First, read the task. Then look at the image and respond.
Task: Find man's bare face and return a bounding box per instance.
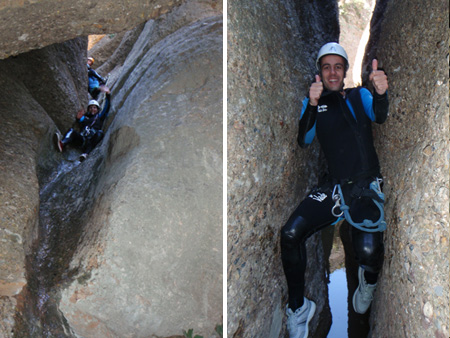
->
[320,54,346,92]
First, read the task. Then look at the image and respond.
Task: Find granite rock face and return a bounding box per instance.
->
[362,1,449,337]
[0,38,89,132]
[58,12,223,338]
[0,37,87,337]
[87,26,145,76]
[0,0,222,336]
[228,0,448,337]
[227,0,339,337]
[91,0,224,100]
[0,0,184,59]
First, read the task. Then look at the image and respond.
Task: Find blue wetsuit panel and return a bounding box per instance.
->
[299,97,316,145]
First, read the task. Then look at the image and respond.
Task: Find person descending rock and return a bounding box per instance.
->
[280,42,389,338]
[87,56,110,100]
[55,91,111,162]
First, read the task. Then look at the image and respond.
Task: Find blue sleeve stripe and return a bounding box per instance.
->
[360,87,376,121]
[345,99,357,120]
[305,125,316,144]
[300,97,309,119]
[300,97,315,145]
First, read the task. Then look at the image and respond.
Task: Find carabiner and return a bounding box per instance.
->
[331,184,343,217]
[332,201,343,217]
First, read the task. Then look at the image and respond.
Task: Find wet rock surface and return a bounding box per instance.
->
[363,1,449,337]
[227,0,338,337]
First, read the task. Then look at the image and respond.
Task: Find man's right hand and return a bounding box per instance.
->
[76,108,85,119]
[309,75,323,106]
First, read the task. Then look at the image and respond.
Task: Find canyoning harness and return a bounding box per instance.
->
[329,89,386,232]
[80,114,100,139]
[331,177,386,232]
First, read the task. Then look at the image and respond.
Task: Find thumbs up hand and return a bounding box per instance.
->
[369,59,388,95]
[309,75,323,106]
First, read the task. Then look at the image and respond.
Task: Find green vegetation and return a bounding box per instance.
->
[215,324,223,337]
[182,324,223,338]
[183,328,203,338]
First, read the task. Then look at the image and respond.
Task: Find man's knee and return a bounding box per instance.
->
[353,232,384,273]
[280,215,309,247]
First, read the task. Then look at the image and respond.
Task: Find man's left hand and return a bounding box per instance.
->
[369,59,388,95]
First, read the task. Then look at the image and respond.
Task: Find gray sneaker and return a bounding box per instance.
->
[286,297,316,338]
[352,266,377,314]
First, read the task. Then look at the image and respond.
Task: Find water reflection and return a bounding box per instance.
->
[322,221,371,338]
[328,268,348,337]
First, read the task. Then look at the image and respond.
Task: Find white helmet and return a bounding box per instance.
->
[316,42,349,71]
[88,100,100,109]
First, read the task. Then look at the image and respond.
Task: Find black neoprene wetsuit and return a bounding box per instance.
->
[61,93,111,154]
[280,87,389,311]
[299,87,388,179]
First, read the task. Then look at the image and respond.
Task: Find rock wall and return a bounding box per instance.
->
[227,0,339,337]
[92,0,224,100]
[0,37,87,337]
[228,0,449,337]
[0,0,222,336]
[58,10,223,338]
[88,26,145,75]
[89,0,222,78]
[0,0,184,59]
[362,1,449,337]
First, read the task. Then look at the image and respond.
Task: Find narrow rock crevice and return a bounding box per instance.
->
[227,0,448,337]
[15,127,108,336]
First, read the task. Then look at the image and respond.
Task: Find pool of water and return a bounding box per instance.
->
[327,268,348,338]
[323,222,371,338]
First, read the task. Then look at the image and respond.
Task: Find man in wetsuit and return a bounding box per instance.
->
[280,42,389,338]
[55,91,111,162]
[87,57,109,100]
